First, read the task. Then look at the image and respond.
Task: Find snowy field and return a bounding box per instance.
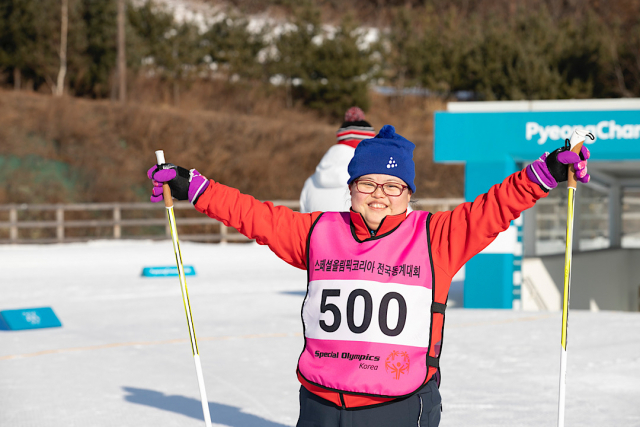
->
[1,240,639,427]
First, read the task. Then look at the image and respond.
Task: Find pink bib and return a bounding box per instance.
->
[298,211,435,397]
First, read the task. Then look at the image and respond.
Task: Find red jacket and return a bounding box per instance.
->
[195,169,547,408]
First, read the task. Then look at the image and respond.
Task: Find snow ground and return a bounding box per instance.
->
[1,240,639,427]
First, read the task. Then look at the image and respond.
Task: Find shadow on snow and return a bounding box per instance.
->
[280,290,307,297]
[123,386,291,427]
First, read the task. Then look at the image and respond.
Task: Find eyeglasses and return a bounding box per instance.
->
[354,179,408,197]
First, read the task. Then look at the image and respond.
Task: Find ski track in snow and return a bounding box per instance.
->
[0,240,639,426]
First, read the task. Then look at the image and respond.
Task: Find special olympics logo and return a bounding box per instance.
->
[385,350,410,380]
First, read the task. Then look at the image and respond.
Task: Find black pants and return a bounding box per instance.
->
[296,380,441,427]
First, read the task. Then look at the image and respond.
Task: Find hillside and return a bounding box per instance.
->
[165,0,640,27]
[0,84,464,204]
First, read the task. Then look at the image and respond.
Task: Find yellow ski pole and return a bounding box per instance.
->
[155,150,212,427]
[557,130,593,427]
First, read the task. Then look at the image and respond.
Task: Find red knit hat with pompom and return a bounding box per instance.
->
[336,107,375,148]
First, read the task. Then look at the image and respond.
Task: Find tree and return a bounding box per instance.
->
[302,14,373,116]
[128,0,203,104]
[0,0,90,94]
[117,0,126,101]
[0,0,59,91]
[200,14,266,81]
[55,0,68,96]
[270,3,373,116]
[271,1,322,108]
[410,5,607,100]
[386,7,424,92]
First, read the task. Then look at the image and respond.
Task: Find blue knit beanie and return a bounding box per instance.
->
[347,125,416,193]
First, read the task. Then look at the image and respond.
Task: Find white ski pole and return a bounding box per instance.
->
[155,150,212,427]
[557,130,594,427]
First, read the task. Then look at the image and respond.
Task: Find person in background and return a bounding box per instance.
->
[299,107,376,213]
[147,125,590,427]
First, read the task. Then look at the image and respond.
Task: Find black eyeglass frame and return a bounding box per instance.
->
[353,179,409,197]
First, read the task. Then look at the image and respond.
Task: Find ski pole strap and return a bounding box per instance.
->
[431,302,447,314]
[427,356,440,368]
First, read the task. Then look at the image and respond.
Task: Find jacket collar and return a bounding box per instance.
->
[337,139,359,149]
[349,209,407,241]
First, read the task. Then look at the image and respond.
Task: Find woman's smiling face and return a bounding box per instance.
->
[350,174,411,230]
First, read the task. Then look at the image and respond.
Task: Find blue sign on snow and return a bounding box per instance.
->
[141,266,196,277]
[0,307,62,331]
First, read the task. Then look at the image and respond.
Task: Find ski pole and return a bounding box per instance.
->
[155,150,212,427]
[557,130,594,427]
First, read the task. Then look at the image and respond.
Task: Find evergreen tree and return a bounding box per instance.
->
[303,14,372,116]
[127,0,175,68]
[386,7,424,91]
[598,14,640,98]
[617,17,640,96]
[73,0,117,97]
[0,0,88,94]
[128,0,203,103]
[0,0,59,91]
[200,14,266,80]
[270,3,373,116]
[413,5,607,100]
[271,1,322,108]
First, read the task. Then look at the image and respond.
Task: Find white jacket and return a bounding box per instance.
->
[299,144,355,213]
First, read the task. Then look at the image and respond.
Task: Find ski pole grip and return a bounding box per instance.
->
[155,150,174,208]
[567,143,583,189]
[567,130,588,189]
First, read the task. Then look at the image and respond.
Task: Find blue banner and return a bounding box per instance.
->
[141,266,196,277]
[435,110,640,162]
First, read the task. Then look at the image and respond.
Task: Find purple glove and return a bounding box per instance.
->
[147,164,210,204]
[527,145,590,191]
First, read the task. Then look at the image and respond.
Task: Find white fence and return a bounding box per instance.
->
[536,194,640,239]
[0,198,465,244]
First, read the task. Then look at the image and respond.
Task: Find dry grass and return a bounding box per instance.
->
[0,79,463,204]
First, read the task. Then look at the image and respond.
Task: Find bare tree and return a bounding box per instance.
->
[117,0,126,102]
[55,0,68,96]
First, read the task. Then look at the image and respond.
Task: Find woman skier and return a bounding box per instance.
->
[147,124,589,427]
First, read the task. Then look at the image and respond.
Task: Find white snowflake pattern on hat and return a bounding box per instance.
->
[387,157,398,168]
